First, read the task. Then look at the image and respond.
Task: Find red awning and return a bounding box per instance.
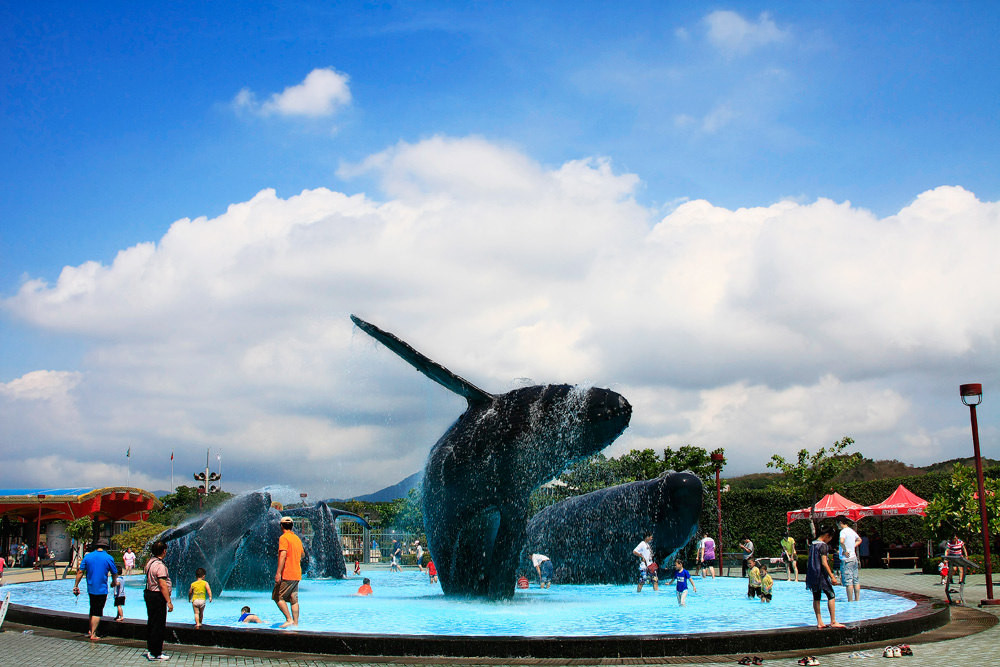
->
[786,492,866,524]
[0,487,161,523]
[857,484,928,518]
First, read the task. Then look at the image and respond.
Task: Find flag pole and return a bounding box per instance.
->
[171,451,174,492]
[126,446,131,487]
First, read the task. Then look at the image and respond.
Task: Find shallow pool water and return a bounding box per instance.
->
[7,571,914,636]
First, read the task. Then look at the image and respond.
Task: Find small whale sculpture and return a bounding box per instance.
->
[351,315,632,599]
[154,492,368,594]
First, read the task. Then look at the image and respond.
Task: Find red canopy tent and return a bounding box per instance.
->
[786,491,866,524]
[857,484,928,518]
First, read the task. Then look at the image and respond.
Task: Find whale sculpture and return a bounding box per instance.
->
[154,492,369,595]
[351,315,632,599]
[155,491,272,597]
[522,471,704,584]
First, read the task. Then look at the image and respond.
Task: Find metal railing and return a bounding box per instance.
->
[337,521,422,565]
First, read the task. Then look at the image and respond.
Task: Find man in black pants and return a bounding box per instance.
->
[144,540,174,661]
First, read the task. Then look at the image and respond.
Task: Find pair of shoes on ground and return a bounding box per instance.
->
[797,658,819,666]
[145,651,170,661]
[882,645,912,658]
[737,657,763,665]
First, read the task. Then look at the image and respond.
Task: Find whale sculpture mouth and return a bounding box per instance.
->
[587,392,632,424]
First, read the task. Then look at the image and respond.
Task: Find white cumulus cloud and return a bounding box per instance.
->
[2,137,998,497]
[704,11,789,55]
[234,68,352,118]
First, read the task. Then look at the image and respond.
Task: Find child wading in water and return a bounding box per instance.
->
[759,562,773,603]
[188,567,213,628]
[356,577,373,596]
[747,557,762,599]
[427,558,438,583]
[669,559,697,605]
[113,574,126,621]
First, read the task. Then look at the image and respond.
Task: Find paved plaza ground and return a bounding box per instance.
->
[1,566,998,667]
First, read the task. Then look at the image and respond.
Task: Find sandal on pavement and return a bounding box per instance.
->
[738,658,752,665]
[752,657,764,665]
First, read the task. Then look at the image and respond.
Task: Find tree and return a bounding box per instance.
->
[66,517,93,570]
[390,487,425,536]
[924,463,1000,549]
[661,446,726,488]
[111,521,170,557]
[767,436,863,536]
[147,485,234,526]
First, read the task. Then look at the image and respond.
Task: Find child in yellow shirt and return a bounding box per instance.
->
[759,562,773,602]
[188,567,213,627]
[747,557,762,598]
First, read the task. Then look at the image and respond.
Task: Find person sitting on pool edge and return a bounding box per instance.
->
[238,606,262,623]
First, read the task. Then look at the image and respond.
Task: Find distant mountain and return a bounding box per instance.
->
[340,471,424,503]
[918,457,999,474]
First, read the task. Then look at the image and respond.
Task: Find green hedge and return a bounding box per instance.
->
[688,468,1000,561]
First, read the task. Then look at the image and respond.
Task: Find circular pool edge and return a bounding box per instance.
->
[6,586,948,658]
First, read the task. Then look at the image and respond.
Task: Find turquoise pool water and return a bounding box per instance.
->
[7,571,915,636]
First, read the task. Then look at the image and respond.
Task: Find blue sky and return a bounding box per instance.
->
[1,3,998,496]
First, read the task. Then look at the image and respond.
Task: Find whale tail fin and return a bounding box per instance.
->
[351,315,494,405]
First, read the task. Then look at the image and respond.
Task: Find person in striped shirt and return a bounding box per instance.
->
[946,533,968,582]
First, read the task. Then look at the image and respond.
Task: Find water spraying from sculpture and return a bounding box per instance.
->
[523,471,704,584]
[350,315,632,599]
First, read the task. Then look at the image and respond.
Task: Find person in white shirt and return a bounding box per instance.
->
[530,553,553,588]
[632,532,658,592]
[836,515,862,601]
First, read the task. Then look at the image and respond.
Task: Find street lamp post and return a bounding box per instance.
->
[710,451,725,573]
[35,494,46,565]
[193,448,223,510]
[959,383,997,605]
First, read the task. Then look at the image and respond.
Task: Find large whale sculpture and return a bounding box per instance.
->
[522,471,703,584]
[154,492,368,595]
[351,315,632,599]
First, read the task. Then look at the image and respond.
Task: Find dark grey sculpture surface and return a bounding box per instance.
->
[154,492,369,595]
[522,471,703,584]
[351,315,632,599]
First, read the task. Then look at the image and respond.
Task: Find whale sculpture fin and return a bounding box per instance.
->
[327,506,373,530]
[351,314,494,405]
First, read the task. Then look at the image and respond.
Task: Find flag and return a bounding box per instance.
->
[170,451,174,461]
[126,447,131,458]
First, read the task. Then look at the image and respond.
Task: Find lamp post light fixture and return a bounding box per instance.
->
[959,383,997,605]
[193,448,223,510]
[710,451,725,572]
